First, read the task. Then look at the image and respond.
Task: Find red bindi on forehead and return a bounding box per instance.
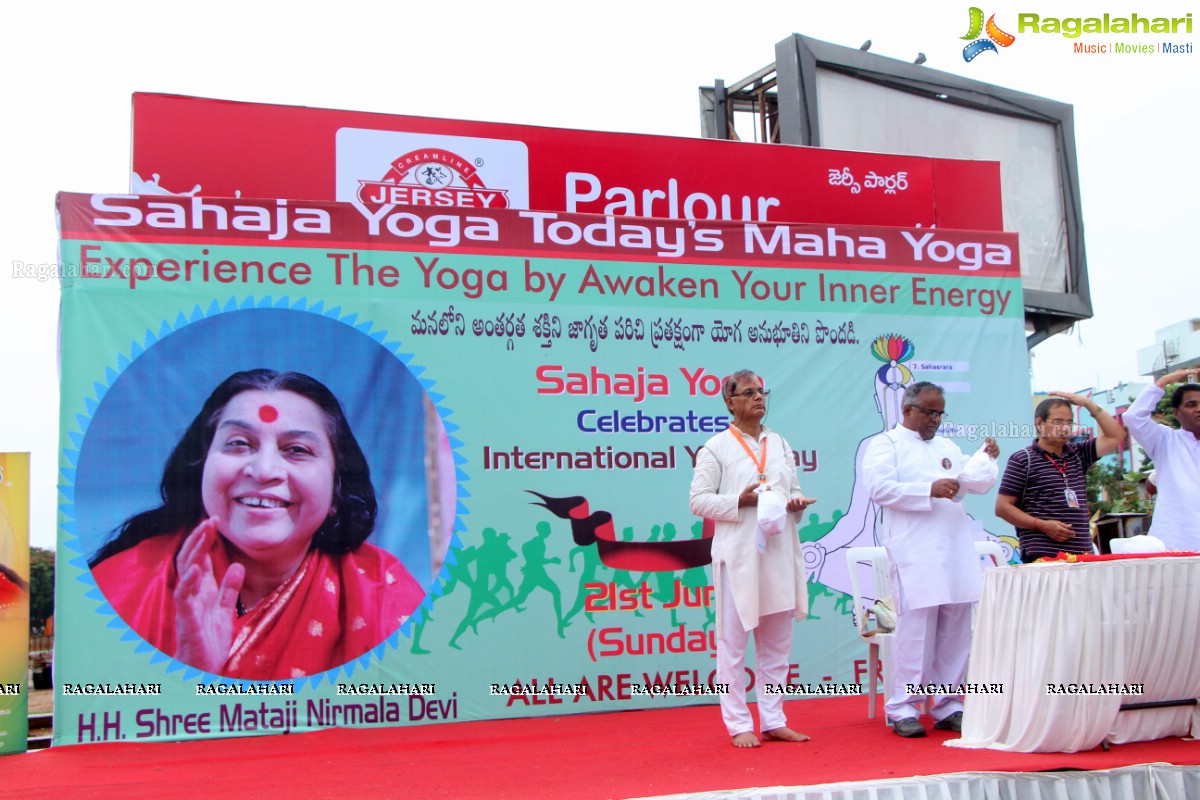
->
[258,404,279,423]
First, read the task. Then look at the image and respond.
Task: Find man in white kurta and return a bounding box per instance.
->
[862,381,998,737]
[1125,369,1200,551]
[690,370,814,747]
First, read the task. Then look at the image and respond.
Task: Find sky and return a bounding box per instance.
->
[2,0,1196,550]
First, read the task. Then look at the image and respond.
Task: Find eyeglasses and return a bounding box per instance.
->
[914,406,947,419]
[731,388,771,399]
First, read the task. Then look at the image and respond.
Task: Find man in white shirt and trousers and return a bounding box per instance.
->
[862,381,999,737]
[690,369,816,748]
[1125,368,1200,552]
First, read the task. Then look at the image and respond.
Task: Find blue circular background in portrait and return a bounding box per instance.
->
[73,307,441,593]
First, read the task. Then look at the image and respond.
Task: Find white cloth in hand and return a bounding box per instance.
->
[755,488,788,553]
[954,445,999,500]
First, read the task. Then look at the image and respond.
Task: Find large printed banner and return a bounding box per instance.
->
[55,192,1029,745]
[0,452,31,755]
[131,93,1003,233]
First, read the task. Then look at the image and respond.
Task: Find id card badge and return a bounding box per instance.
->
[1064,488,1080,508]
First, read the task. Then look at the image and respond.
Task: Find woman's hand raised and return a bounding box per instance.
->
[173,518,245,673]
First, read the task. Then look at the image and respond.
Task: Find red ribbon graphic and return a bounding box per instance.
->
[528,491,713,572]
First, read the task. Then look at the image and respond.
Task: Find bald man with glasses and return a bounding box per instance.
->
[862,381,999,738]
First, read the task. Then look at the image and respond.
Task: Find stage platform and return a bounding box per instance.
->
[6,696,1198,799]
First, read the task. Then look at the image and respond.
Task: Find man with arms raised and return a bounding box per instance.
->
[1125,368,1200,551]
[995,392,1125,562]
[862,381,999,738]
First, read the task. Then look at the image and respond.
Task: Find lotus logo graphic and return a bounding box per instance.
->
[961,7,1016,61]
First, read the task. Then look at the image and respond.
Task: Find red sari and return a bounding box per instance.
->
[0,570,23,613]
[92,530,423,680]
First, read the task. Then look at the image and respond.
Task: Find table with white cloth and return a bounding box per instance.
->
[949,555,1200,753]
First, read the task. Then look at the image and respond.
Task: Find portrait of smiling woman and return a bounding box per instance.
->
[89,369,424,680]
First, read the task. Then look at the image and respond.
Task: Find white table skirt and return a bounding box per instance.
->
[949,556,1200,752]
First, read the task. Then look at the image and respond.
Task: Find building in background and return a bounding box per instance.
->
[1032,383,1151,474]
[1137,318,1200,379]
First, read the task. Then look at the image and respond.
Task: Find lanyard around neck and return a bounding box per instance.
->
[728,427,769,483]
[1041,451,1069,486]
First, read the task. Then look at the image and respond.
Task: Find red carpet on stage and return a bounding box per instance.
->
[6,697,1198,799]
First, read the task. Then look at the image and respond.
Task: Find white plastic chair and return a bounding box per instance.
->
[845,546,893,719]
[971,540,1008,631]
[974,539,1007,568]
[846,542,1005,721]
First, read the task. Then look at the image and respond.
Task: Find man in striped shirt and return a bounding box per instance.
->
[995,392,1125,562]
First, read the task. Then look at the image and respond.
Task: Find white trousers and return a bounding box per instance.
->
[884,599,973,723]
[716,568,794,736]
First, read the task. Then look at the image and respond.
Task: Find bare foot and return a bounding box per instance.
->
[763,727,810,742]
[731,731,761,748]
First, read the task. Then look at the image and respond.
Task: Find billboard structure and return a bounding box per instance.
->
[701,34,1090,347]
[129,92,1003,234]
[37,94,1034,745]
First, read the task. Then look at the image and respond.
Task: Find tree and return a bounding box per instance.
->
[1086,460,1151,516]
[1086,461,1124,513]
[1153,386,1182,429]
[28,547,54,630]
